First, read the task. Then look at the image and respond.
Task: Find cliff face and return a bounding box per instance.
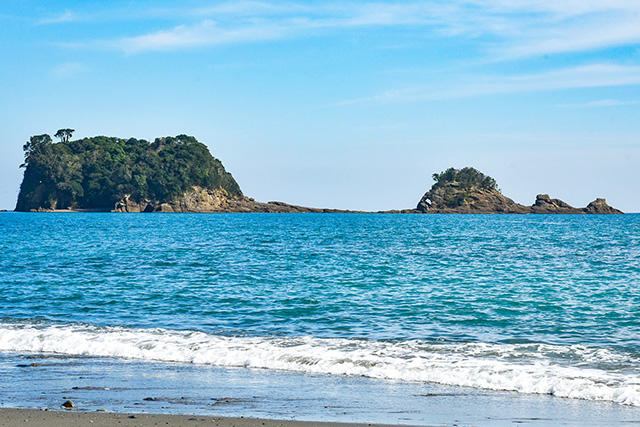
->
[112,186,354,213]
[415,168,622,214]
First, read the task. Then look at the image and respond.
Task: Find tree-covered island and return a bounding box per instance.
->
[16,133,242,211]
[15,132,352,213]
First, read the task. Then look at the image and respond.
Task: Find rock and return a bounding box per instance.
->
[416,182,530,214]
[158,203,175,213]
[583,198,623,214]
[530,194,583,214]
[61,400,75,409]
[113,195,144,213]
[112,187,361,214]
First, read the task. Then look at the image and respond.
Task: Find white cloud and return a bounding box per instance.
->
[103,3,448,53]
[59,1,640,58]
[338,64,640,104]
[37,11,78,25]
[111,19,287,54]
[496,12,640,59]
[192,1,313,17]
[556,99,640,108]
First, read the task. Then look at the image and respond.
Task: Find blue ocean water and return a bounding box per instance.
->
[1,212,640,419]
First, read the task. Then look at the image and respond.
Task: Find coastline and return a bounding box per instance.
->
[3,209,630,214]
[0,409,408,427]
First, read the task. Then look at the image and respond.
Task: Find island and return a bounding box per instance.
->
[15,132,622,214]
[412,167,622,214]
[15,132,354,213]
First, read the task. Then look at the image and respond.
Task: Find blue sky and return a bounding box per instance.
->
[1,0,639,211]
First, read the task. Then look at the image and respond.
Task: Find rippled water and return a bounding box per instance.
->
[1,212,639,408]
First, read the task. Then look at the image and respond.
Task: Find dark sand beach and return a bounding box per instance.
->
[0,409,413,427]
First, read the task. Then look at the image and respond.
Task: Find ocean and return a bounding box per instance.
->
[1,212,640,425]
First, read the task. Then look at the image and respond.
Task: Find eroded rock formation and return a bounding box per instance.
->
[414,168,622,214]
[113,187,356,213]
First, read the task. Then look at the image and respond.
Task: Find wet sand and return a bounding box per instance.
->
[0,409,413,427]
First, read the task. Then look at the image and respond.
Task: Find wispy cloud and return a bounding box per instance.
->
[51,62,87,79]
[88,3,452,53]
[111,19,287,54]
[338,64,640,104]
[58,1,639,56]
[37,10,78,25]
[556,99,640,108]
[496,12,640,59]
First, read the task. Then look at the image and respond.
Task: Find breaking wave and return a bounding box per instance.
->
[1,322,639,406]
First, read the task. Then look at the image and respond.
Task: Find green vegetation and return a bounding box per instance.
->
[16,132,242,211]
[431,167,498,191]
[426,167,499,209]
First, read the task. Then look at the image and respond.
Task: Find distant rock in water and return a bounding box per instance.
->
[530,194,583,214]
[583,198,623,214]
[415,167,622,214]
[15,133,357,213]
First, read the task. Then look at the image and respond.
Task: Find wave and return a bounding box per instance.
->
[1,322,639,406]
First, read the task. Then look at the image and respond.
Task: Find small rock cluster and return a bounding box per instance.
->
[416,185,622,214]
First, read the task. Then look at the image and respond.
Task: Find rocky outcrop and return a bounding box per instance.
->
[583,198,623,214]
[414,168,623,214]
[528,194,623,214]
[416,184,530,214]
[113,187,358,213]
[530,194,583,214]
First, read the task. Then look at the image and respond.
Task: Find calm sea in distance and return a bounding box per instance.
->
[1,212,640,425]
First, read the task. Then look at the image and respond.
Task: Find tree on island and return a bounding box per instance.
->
[20,134,53,168]
[54,128,75,143]
[431,167,498,191]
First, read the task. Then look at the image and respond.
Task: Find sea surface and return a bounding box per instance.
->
[1,212,640,425]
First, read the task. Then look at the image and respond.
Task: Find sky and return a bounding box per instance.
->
[1,0,639,212]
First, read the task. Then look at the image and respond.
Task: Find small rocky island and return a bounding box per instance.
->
[15,132,622,214]
[413,167,622,214]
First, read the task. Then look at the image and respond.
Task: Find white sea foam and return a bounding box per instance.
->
[1,322,639,406]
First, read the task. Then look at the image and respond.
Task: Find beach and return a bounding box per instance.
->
[0,409,410,427]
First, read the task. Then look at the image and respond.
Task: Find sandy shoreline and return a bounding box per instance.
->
[0,409,413,427]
